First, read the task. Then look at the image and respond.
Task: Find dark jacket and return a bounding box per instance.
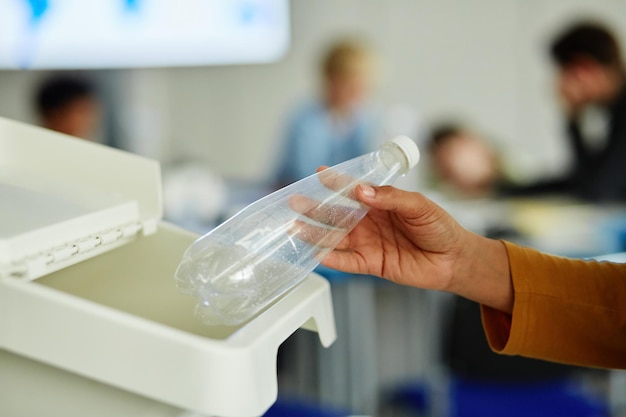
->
[502,83,626,202]
[569,84,626,202]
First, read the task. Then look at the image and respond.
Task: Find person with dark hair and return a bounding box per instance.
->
[517,21,626,201]
[34,75,101,140]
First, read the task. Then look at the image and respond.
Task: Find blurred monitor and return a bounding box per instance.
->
[0,0,290,69]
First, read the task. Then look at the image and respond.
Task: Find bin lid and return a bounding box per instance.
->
[0,117,162,281]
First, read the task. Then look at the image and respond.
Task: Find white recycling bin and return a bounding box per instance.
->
[0,117,336,417]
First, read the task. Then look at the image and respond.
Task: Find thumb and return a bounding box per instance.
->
[356,185,435,218]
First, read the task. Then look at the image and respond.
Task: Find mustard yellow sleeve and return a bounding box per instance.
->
[481,241,626,369]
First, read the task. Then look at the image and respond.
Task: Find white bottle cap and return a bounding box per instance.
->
[390,136,420,169]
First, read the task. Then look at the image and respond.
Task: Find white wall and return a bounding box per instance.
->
[1,0,625,185]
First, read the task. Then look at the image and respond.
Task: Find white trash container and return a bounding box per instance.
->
[0,117,336,417]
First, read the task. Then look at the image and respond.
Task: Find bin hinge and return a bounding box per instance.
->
[1,222,143,281]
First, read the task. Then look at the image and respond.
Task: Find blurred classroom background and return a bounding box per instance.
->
[1,0,626,416]
[2,1,625,191]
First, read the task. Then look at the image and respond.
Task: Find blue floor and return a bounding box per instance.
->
[263,397,349,417]
[390,378,609,417]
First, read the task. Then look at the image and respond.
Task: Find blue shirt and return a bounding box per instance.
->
[276,99,375,186]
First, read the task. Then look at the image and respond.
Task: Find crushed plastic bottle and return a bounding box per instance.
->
[175,136,420,325]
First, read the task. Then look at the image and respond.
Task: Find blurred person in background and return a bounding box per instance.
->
[548,20,626,202]
[274,38,378,188]
[427,123,504,199]
[34,74,102,141]
[272,39,381,413]
[505,20,626,202]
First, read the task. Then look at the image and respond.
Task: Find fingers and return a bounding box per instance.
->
[288,194,319,217]
[316,166,361,200]
[320,250,363,275]
[289,219,348,247]
[289,194,365,230]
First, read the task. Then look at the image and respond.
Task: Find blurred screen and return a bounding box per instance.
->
[0,0,290,69]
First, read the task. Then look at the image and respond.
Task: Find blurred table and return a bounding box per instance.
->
[437,196,626,258]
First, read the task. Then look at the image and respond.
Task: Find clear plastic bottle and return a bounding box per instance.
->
[175,136,420,325]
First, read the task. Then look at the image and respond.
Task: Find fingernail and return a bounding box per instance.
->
[360,185,375,198]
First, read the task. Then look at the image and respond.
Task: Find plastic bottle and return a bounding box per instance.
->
[175,136,420,325]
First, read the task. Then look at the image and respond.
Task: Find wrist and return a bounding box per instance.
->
[449,233,513,313]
